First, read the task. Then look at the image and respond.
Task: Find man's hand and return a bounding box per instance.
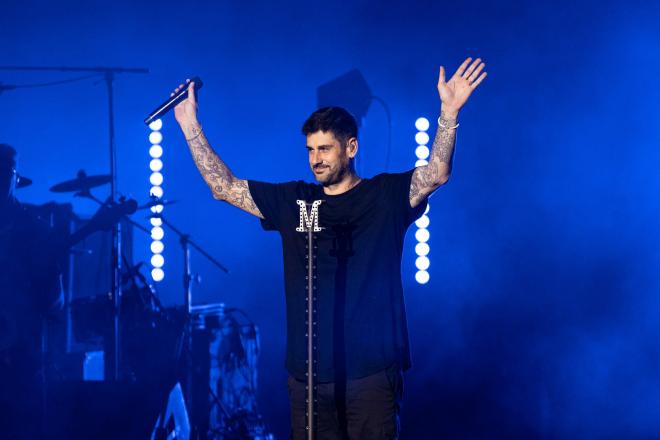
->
[173,80,200,137]
[438,57,487,117]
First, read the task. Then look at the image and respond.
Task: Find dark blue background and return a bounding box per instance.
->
[2,0,659,437]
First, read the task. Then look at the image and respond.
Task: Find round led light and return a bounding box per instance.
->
[415,159,428,168]
[151,268,164,282]
[151,240,164,254]
[415,117,430,132]
[415,256,430,271]
[415,215,430,229]
[415,145,430,160]
[150,186,163,199]
[151,254,165,268]
[415,242,430,256]
[149,132,163,145]
[151,226,164,241]
[415,228,430,243]
[415,270,430,284]
[424,203,430,214]
[150,159,163,172]
[150,172,163,186]
[150,217,163,227]
[148,119,163,131]
[415,132,430,145]
[149,145,163,159]
[150,204,164,214]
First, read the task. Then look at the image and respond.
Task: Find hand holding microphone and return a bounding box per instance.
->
[144,77,203,130]
[172,79,200,129]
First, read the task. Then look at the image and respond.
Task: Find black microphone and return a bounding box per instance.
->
[144,76,203,126]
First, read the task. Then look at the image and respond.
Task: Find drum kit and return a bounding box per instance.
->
[18,171,271,439]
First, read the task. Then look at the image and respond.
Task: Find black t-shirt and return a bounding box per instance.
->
[248,169,427,382]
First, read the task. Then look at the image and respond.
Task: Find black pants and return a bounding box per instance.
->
[288,365,403,440]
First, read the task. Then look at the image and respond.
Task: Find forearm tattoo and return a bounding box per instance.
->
[409,112,457,206]
[187,126,263,217]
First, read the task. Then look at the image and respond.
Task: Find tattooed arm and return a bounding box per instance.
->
[174,81,263,218]
[409,111,457,207]
[409,57,487,208]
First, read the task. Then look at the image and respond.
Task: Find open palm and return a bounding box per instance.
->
[438,57,487,114]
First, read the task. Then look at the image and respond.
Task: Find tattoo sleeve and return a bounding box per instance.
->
[186,125,263,218]
[409,111,457,207]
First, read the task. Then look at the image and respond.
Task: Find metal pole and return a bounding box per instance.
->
[181,234,194,406]
[105,71,123,382]
[300,201,321,440]
[306,225,315,440]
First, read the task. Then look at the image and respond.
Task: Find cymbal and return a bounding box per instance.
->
[138,199,177,210]
[50,170,111,193]
[16,174,32,189]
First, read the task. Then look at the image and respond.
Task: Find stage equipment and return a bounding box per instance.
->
[413,117,431,284]
[49,170,111,193]
[0,63,150,381]
[152,382,191,440]
[138,198,178,210]
[144,76,204,126]
[296,200,324,440]
[189,304,271,439]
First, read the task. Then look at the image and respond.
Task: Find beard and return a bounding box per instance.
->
[313,163,350,186]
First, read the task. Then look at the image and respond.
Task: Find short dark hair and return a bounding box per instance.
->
[301,107,358,145]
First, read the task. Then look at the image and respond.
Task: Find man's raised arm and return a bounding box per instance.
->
[173,81,263,218]
[409,57,487,208]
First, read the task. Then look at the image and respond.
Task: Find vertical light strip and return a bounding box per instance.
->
[414,117,431,285]
[148,119,165,282]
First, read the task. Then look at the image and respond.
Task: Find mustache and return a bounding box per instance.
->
[313,165,329,170]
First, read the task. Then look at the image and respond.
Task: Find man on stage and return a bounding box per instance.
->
[173,57,486,439]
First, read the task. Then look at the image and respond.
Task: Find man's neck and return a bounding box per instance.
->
[323,172,361,196]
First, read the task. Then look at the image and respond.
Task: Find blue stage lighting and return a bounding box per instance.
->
[151,226,164,241]
[149,145,163,159]
[151,268,164,282]
[150,172,163,186]
[149,131,163,145]
[148,119,163,131]
[415,256,430,271]
[151,254,165,268]
[415,132,430,145]
[150,159,163,172]
[415,215,430,229]
[415,146,430,160]
[415,270,430,284]
[415,117,430,132]
[415,242,430,257]
[151,240,164,254]
[150,186,164,199]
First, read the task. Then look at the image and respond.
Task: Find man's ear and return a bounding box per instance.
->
[346,137,358,159]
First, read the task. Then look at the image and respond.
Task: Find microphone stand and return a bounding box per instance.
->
[297,201,323,440]
[0,64,148,381]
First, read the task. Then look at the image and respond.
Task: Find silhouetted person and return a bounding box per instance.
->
[0,143,62,439]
